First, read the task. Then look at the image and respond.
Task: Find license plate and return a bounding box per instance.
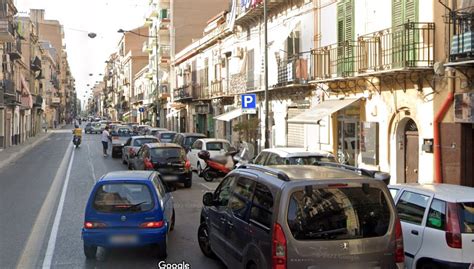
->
[109,235,138,244]
[162,175,178,181]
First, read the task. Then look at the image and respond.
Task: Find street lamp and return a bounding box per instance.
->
[118,27,160,127]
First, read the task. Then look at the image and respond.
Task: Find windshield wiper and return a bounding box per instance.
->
[114,201,146,209]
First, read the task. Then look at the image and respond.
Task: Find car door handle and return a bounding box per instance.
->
[411,230,419,236]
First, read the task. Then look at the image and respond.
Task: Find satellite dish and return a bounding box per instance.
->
[88,33,97,39]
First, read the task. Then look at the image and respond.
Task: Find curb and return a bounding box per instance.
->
[0,132,53,170]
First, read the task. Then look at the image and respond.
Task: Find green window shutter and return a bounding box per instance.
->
[405,0,418,22]
[392,0,418,27]
[336,0,354,76]
[337,1,345,44]
[392,0,403,28]
[344,0,354,42]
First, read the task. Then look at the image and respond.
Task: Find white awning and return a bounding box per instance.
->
[287,98,360,124]
[214,108,243,122]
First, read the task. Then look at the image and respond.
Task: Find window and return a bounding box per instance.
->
[206,142,229,151]
[289,156,337,165]
[396,191,430,225]
[184,136,200,147]
[266,153,286,165]
[459,202,474,233]
[160,132,176,141]
[124,138,131,146]
[254,152,269,165]
[93,183,154,213]
[150,147,185,161]
[389,188,399,199]
[192,140,203,150]
[214,176,236,207]
[133,138,158,147]
[426,199,446,230]
[229,177,256,220]
[287,184,391,240]
[250,183,273,229]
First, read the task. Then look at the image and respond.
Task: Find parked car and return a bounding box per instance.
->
[187,138,231,175]
[172,133,206,152]
[388,183,474,269]
[198,164,403,269]
[110,126,133,158]
[129,143,192,188]
[157,131,176,143]
[122,136,160,168]
[148,128,168,137]
[137,125,151,135]
[85,122,93,134]
[82,171,175,259]
[253,147,336,166]
[90,123,102,134]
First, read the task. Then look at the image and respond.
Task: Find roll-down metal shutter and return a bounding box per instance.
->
[287,108,306,147]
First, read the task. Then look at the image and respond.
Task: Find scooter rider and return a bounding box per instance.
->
[72,124,82,147]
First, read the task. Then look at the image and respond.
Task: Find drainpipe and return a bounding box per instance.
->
[433,69,455,184]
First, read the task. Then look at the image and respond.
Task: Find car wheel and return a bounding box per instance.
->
[197,162,202,177]
[198,223,215,258]
[83,244,97,259]
[122,157,127,165]
[184,179,192,188]
[170,209,175,231]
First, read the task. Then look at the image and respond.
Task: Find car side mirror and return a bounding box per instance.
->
[202,192,214,206]
[166,184,176,193]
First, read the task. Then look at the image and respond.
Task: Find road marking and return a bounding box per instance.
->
[16,144,73,269]
[41,146,75,269]
[87,143,97,182]
[200,183,215,191]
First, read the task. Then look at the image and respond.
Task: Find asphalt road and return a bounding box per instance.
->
[0,127,225,269]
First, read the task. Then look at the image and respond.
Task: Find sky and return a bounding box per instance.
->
[14,0,148,107]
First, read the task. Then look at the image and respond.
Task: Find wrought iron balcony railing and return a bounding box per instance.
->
[277,55,312,86]
[173,84,195,101]
[447,9,474,61]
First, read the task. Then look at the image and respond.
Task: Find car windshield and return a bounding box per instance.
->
[287,183,391,240]
[150,147,185,161]
[160,133,176,140]
[288,156,337,165]
[459,202,474,233]
[114,128,132,137]
[206,142,229,151]
[133,138,158,147]
[184,136,201,147]
[93,183,154,213]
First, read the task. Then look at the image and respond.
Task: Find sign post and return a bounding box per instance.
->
[241,94,257,114]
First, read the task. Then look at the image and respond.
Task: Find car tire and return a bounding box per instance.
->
[83,244,97,259]
[198,223,216,258]
[170,209,175,231]
[184,178,192,188]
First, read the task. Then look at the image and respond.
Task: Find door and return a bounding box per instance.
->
[395,190,431,268]
[404,120,419,183]
[226,176,256,267]
[152,174,173,228]
[287,108,305,147]
[208,175,236,262]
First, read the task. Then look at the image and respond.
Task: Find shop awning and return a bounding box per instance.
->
[214,108,243,122]
[287,98,360,124]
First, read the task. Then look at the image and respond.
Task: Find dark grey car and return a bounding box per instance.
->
[198,165,404,269]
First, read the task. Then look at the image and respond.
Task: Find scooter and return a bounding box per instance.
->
[198,149,241,182]
[73,136,81,148]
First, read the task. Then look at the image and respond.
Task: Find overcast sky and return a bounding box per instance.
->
[15,0,148,107]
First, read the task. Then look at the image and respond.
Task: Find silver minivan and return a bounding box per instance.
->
[199,164,404,269]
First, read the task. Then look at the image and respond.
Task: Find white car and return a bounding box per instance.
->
[253,147,336,166]
[389,183,474,269]
[187,138,231,174]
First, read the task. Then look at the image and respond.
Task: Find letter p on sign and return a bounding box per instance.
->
[241,94,256,114]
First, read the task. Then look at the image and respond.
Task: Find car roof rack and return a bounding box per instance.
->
[237,164,290,181]
[313,162,391,185]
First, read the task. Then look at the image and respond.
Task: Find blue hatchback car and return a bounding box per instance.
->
[82,171,175,259]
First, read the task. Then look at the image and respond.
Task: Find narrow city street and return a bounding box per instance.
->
[0,128,225,269]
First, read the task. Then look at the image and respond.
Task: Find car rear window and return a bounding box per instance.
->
[207,142,229,151]
[151,147,185,161]
[115,128,132,137]
[184,136,201,147]
[288,156,337,165]
[93,183,154,213]
[133,138,158,147]
[287,183,391,240]
[459,202,474,233]
[160,133,176,140]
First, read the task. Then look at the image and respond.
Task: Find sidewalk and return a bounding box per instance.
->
[0,125,68,170]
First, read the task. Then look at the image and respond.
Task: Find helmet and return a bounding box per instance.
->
[197,150,210,160]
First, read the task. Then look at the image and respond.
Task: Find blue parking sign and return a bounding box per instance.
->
[139,107,145,113]
[241,94,256,114]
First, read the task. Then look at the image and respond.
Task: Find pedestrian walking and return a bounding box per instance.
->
[101,126,111,157]
[43,120,48,133]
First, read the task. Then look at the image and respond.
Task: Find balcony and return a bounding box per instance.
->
[311,22,435,81]
[6,39,22,61]
[210,79,228,98]
[276,55,312,87]
[158,45,171,66]
[173,84,195,102]
[235,0,285,27]
[447,9,474,63]
[158,19,170,37]
[195,84,210,100]
[0,19,14,42]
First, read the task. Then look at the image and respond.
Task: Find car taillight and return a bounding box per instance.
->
[272,223,287,269]
[84,221,106,229]
[140,221,164,228]
[446,202,462,249]
[394,217,404,263]
[185,159,191,170]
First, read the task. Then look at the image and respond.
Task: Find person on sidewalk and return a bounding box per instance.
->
[101,126,111,157]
